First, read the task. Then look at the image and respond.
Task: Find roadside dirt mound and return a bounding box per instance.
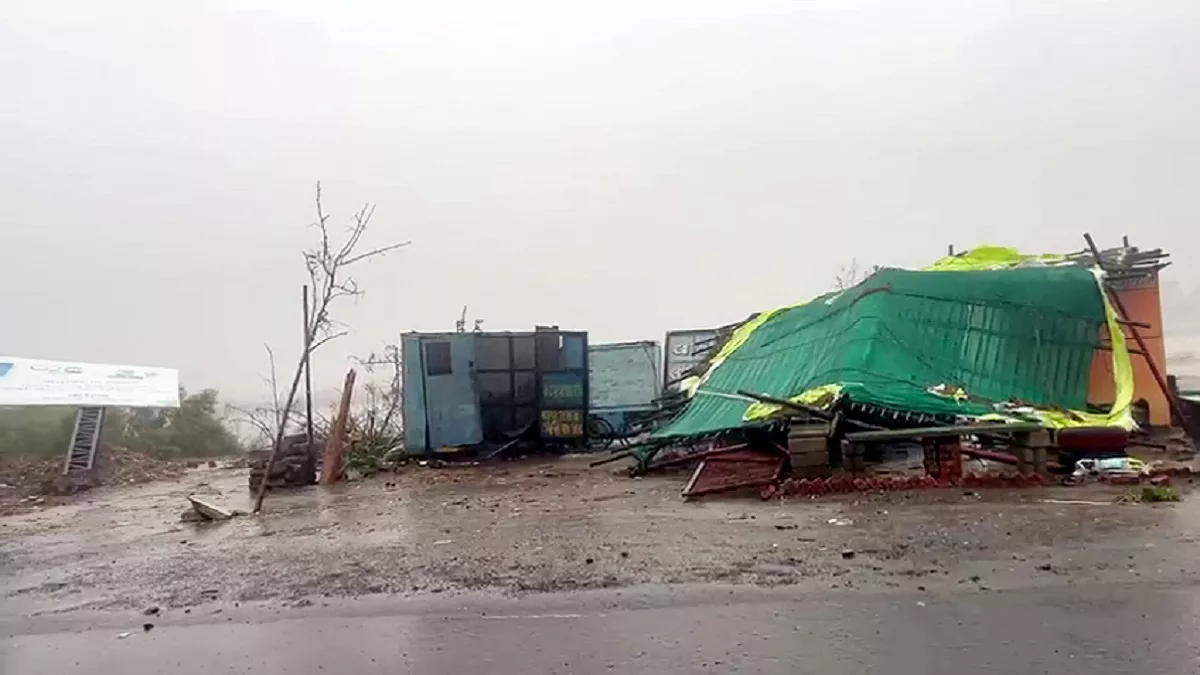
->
[0,454,63,495]
[1,447,187,514]
[95,446,188,486]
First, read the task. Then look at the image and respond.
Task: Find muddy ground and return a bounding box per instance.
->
[2,456,1198,619]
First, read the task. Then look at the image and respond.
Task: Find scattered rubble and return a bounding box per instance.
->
[1,454,1197,611]
[247,434,316,491]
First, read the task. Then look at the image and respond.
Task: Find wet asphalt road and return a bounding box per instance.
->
[4,583,1199,674]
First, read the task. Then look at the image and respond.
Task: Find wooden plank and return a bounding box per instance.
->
[320,369,357,485]
[787,426,832,439]
[845,422,1043,444]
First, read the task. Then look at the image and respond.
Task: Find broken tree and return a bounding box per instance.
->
[253,183,409,513]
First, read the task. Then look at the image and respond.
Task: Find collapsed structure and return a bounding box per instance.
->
[632,241,1189,495]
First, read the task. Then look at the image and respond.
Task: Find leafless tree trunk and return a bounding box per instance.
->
[253,182,408,513]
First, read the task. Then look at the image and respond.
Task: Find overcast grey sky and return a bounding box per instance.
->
[2,0,1197,402]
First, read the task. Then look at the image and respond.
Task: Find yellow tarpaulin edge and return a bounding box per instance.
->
[743,384,844,422]
[686,301,809,398]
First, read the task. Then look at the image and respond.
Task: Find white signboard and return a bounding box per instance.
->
[664,330,718,391]
[0,356,181,408]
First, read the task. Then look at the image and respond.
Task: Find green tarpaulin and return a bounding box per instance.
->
[654,266,1108,439]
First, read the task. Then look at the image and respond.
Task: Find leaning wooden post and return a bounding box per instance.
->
[320,369,357,485]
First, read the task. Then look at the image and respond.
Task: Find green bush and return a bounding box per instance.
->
[0,407,76,458]
[1141,485,1182,503]
[0,388,242,460]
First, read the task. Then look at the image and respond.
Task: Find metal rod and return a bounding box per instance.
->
[1115,318,1153,329]
[302,284,315,455]
[647,443,751,470]
[1095,344,1147,356]
[1084,233,1189,428]
[589,450,635,468]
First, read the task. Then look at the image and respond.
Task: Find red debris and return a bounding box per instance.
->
[682,448,786,499]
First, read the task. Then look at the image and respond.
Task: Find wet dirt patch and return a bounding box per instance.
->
[2,457,1198,617]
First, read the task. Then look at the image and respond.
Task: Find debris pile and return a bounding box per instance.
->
[96,446,189,485]
[762,471,1048,500]
[247,434,316,490]
[1,446,188,514]
[0,454,66,496]
[0,446,186,494]
[606,240,1197,501]
[1069,457,1194,487]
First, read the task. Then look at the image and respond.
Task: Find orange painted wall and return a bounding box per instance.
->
[1087,274,1170,426]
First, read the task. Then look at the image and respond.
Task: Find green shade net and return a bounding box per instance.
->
[654,266,1107,439]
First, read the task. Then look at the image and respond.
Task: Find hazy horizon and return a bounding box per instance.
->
[3,0,1197,403]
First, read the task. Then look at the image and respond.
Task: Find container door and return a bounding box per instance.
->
[475,334,518,441]
[537,331,589,444]
[422,336,483,448]
[400,335,429,452]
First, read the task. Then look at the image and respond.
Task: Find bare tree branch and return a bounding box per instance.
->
[264,343,281,429]
[253,182,408,513]
[343,241,412,266]
[309,330,349,352]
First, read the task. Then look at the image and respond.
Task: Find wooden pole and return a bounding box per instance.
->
[1083,233,1189,428]
[302,285,315,456]
[736,390,886,430]
[253,359,306,512]
[320,369,356,485]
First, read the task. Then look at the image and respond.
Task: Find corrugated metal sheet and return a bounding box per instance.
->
[589,341,661,412]
[655,267,1106,439]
